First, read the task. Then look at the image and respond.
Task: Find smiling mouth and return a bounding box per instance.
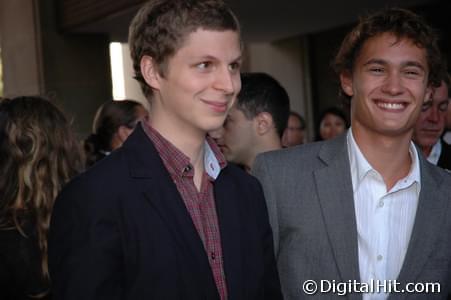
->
[202,100,228,113]
[374,99,408,111]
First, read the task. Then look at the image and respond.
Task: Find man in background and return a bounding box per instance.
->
[413,76,451,170]
[215,72,290,172]
[282,111,306,147]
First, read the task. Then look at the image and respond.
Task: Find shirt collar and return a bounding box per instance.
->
[143,123,226,180]
[347,128,421,193]
[426,139,442,165]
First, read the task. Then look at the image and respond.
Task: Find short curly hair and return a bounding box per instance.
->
[128,0,240,100]
[333,8,446,99]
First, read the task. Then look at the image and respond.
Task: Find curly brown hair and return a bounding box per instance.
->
[333,8,446,99]
[0,96,84,281]
[128,0,240,100]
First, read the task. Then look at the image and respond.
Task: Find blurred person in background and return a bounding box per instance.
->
[0,96,84,299]
[413,77,451,170]
[215,72,290,172]
[84,100,149,166]
[316,106,349,141]
[281,111,306,147]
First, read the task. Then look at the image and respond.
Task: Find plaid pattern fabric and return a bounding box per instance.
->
[143,124,228,300]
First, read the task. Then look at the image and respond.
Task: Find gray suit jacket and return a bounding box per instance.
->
[253,134,451,299]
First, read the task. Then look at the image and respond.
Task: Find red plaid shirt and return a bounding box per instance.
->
[143,124,228,300]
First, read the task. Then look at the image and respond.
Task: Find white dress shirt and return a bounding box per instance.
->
[347,130,421,300]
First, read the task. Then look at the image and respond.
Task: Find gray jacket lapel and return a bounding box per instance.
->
[313,135,361,298]
[393,156,447,299]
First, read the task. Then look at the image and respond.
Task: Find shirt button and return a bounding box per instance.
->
[211,252,216,260]
[377,254,383,261]
[378,200,384,208]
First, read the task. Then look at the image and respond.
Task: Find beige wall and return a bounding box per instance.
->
[0,0,44,96]
[121,43,149,109]
[0,0,113,137]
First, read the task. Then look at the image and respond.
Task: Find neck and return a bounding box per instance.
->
[351,125,412,191]
[150,107,206,190]
[150,107,205,163]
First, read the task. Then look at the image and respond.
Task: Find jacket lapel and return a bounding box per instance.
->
[214,168,244,299]
[313,135,361,300]
[393,156,447,299]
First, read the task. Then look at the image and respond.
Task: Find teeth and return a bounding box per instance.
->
[377,102,404,110]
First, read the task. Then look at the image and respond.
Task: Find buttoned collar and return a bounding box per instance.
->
[347,128,421,194]
[142,123,226,180]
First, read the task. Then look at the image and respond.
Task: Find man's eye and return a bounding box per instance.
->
[405,69,421,77]
[370,67,384,73]
[197,62,212,70]
[439,101,449,112]
[422,101,433,111]
[229,62,241,72]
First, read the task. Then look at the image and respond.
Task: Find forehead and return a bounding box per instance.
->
[356,33,428,69]
[432,83,449,102]
[173,28,241,60]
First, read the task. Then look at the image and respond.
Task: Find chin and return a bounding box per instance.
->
[203,119,226,131]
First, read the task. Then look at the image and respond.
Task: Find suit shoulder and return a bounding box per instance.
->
[438,166,451,184]
[56,147,130,207]
[255,141,327,171]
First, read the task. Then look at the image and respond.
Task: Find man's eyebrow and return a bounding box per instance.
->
[230,55,242,63]
[190,54,242,63]
[402,61,426,71]
[363,59,387,67]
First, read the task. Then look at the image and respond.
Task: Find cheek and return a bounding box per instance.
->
[234,76,242,92]
[355,77,379,99]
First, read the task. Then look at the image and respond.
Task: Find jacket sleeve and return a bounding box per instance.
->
[48,177,124,300]
[252,154,280,257]
[251,168,284,299]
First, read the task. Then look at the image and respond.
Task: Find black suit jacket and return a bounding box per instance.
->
[48,125,282,300]
[438,140,451,170]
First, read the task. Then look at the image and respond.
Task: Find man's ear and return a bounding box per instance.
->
[340,71,354,97]
[255,112,274,135]
[141,55,161,90]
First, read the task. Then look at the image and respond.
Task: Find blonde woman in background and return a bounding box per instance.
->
[0,96,84,299]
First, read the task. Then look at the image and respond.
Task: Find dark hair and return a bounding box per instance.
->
[128,0,240,100]
[84,100,146,166]
[289,111,306,130]
[0,96,84,282]
[333,8,445,99]
[315,107,349,141]
[236,72,290,137]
